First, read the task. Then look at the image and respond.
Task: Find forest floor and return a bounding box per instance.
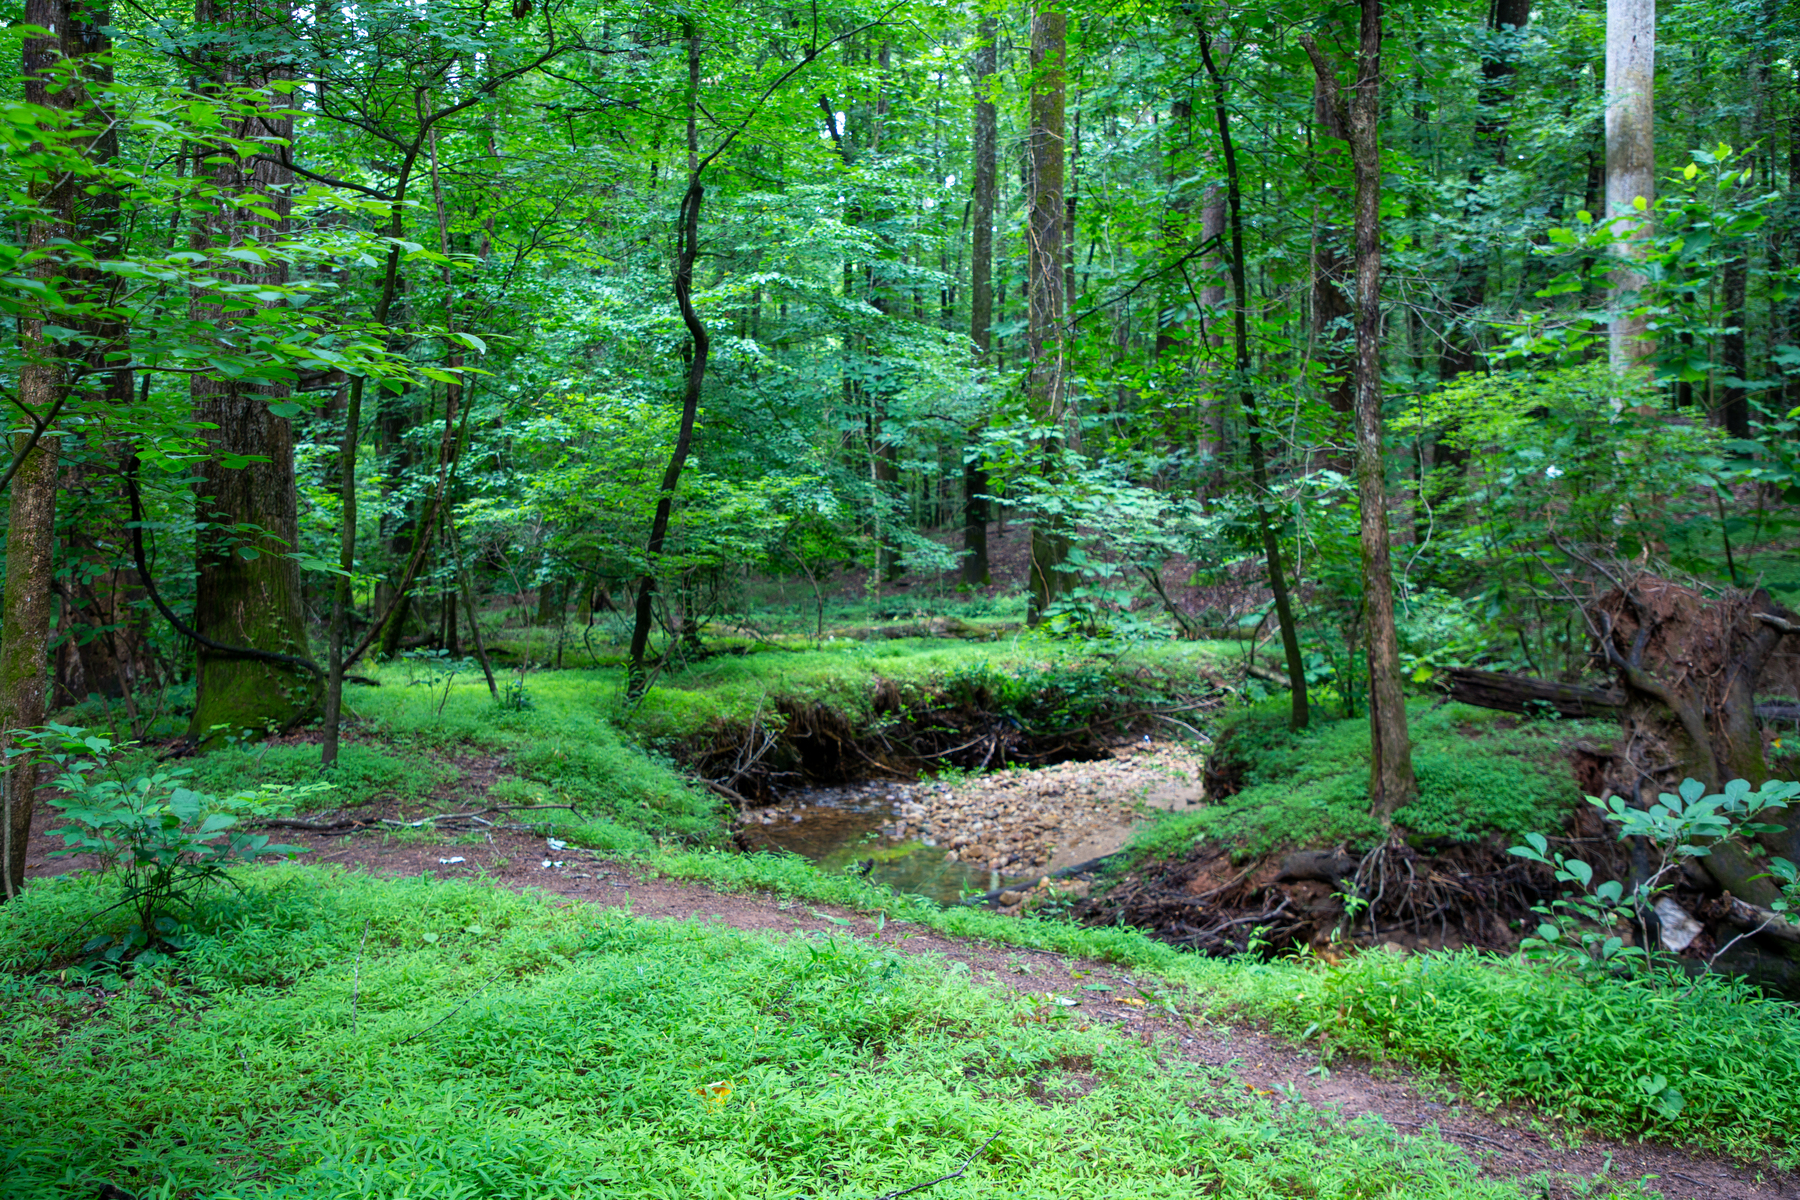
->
[21,802,1795,1200]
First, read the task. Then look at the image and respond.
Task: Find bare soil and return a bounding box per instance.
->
[21,802,1796,1200]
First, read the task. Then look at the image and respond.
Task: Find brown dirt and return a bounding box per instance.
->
[20,804,1796,1200]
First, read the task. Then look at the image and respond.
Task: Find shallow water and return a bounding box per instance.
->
[733,780,1026,905]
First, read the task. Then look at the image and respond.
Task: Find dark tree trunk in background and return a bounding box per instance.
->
[1196,184,1228,494]
[629,24,709,694]
[1722,254,1749,436]
[1025,1,1072,626]
[45,5,153,712]
[1305,0,1417,819]
[188,0,319,746]
[962,17,996,589]
[1199,27,1308,732]
[1308,65,1354,463]
[1430,0,1529,511]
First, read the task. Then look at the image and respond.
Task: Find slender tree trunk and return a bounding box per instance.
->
[629,23,709,694]
[1199,28,1309,732]
[1025,1,1072,626]
[1304,0,1417,817]
[188,0,318,746]
[1605,0,1657,374]
[962,17,997,589]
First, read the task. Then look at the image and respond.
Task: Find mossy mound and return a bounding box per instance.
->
[1132,697,1610,863]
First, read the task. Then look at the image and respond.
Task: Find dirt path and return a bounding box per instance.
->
[86,814,1783,1200]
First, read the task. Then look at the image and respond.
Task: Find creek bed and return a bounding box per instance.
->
[733,780,1021,904]
[732,742,1208,906]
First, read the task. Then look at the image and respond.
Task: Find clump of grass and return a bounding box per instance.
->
[1,866,1537,1200]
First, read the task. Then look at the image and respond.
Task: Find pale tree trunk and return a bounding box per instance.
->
[188,0,319,746]
[1605,0,1656,374]
[1304,0,1417,820]
[962,17,997,588]
[1197,186,1227,493]
[2,0,80,898]
[1025,1,1072,626]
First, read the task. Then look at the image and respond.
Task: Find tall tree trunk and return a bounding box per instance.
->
[47,4,152,712]
[1025,1,1072,626]
[1304,0,1417,819]
[1199,28,1309,732]
[963,17,997,589]
[2,0,82,898]
[629,22,709,694]
[1605,0,1656,374]
[188,0,318,746]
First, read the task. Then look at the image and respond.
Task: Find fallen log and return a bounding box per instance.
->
[1444,667,1625,720]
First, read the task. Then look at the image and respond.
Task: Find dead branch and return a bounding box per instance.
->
[874,1133,1001,1200]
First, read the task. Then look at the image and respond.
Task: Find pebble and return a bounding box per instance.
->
[915,742,1206,873]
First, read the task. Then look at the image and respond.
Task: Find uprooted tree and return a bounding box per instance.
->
[1587,570,1800,986]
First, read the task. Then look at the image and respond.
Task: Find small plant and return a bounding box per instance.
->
[499,676,535,711]
[402,648,480,717]
[1509,777,1800,975]
[19,724,326,965]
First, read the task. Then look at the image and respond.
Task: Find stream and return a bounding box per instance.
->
[732,781,1021,904]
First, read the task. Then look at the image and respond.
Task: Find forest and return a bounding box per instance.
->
[4,0,1800,1196]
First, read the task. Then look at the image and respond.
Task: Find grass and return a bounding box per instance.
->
[342,666,723,850]
[1123,697,1611,864]
[0,866,1559,1200]
[642,846,1800,1166]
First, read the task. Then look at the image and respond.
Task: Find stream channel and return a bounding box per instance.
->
[730,743,1209,906]
[733,780,1013,904]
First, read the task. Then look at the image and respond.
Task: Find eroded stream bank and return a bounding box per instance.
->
[730,741,1208,905]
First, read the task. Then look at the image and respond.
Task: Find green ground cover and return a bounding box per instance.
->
[3,866,1553,1200]
[646,848,1800,1165]
[1124,698,1610,863]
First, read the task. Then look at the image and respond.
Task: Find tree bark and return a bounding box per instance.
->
[962,17,997,589]
[44,4,153,712]
[1025,1,1072,626]
[1304,0,1417,818]
[4,0,87,897]
[1605,0,1656,374]
[188,0,318,746]
[1199,27,1308,732]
